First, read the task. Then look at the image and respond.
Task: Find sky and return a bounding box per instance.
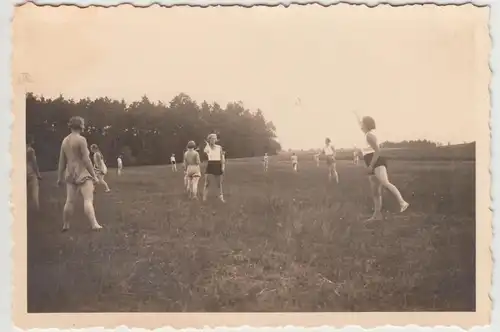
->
[13,4,489,150]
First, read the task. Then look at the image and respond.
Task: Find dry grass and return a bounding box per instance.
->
[27,158,475,312]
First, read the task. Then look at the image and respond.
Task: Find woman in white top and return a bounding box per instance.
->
[314,153,320,167]
[355,113,409,221]
[291,153,298,172]
[90,144,111,193]
[352,145,359,165]
[322,138,339,183]
[203,133,226,202]
[170,154,177,172]
[117,155,123,176]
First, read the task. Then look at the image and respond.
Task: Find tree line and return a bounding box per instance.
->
[26,93,281,172]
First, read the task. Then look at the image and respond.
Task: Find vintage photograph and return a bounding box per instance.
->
[12,2,491,328]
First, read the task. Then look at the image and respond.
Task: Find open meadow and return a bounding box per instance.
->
[27,156,475,312]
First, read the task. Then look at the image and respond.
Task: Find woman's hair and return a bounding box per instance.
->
[90,144,99,151]
[68,116,85,131]
[187,141,196,149]
[362,116,376,131]
[325,137,331,143]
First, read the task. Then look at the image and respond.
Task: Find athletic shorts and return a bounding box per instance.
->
[186,165,201,178]
[326,155,336,166]
[363,153,388,173]
[206,160,223,176]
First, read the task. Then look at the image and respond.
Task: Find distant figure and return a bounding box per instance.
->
[355,113,409,221]
[90,144,111,193]
[56,116,102,231]
[203,133,225,202]
[170,153,177,172]
[117,155,123,176]
[353,145,359,165]
[183,140,202,199]
[322,138,339,183]
[314,153,320,167]
[263,153,269,172]
[291,153,298,172]
[26,134,42,211]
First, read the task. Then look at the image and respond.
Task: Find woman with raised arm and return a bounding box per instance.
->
[353,111,409,221]
[202,133,226,202]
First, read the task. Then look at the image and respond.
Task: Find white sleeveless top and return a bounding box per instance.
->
[204,144,223,161]
[362,130,378,156]
[323,143,335,156]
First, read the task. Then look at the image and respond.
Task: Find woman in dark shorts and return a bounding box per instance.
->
[202,133,226,202]
[354,112,409,221]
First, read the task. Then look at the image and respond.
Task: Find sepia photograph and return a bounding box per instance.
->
[11,2,491,329]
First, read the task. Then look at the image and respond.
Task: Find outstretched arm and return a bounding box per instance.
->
[352,110,363,128]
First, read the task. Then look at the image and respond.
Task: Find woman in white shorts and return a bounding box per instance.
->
[183,141,202,199]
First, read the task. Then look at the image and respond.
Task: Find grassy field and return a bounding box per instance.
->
[27,157,475,312]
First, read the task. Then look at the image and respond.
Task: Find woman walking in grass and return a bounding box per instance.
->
[354,111,409,221]
[203,133,226,202]
[183,140,202,199]
[90,144,111,193]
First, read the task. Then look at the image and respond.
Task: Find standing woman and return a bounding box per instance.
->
[26,134,42,211]
[117,155,123,176]
[203,133,226,202]
[90,144,111,193]
[322,138,339,183]
[355,113,409,221]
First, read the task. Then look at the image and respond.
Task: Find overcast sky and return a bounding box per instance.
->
[13,4,489,149]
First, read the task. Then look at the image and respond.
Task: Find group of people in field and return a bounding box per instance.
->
[26,111,410,231]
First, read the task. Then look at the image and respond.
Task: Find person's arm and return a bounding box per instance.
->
[80,137,97,179]
[57,144,66,183]
[220,147,225,168]
[352,110,363,129]
[366,132,380,169]
[195,151,201,165]
[183,152,188,171]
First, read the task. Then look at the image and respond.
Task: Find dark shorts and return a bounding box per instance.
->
[363,153,388,173]
[206,160,223,176]
[326,155,336,166]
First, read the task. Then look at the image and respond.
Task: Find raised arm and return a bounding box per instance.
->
[352,110,363,128]
[80,137,97,178]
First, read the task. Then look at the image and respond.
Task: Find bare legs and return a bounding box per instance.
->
[27,177,40,211]
[63,181,102,231]
[328,164,339,183]
[366,166,409,221]
[203,174,224,202]
[187,176,200,199]
[96,174,111,192]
